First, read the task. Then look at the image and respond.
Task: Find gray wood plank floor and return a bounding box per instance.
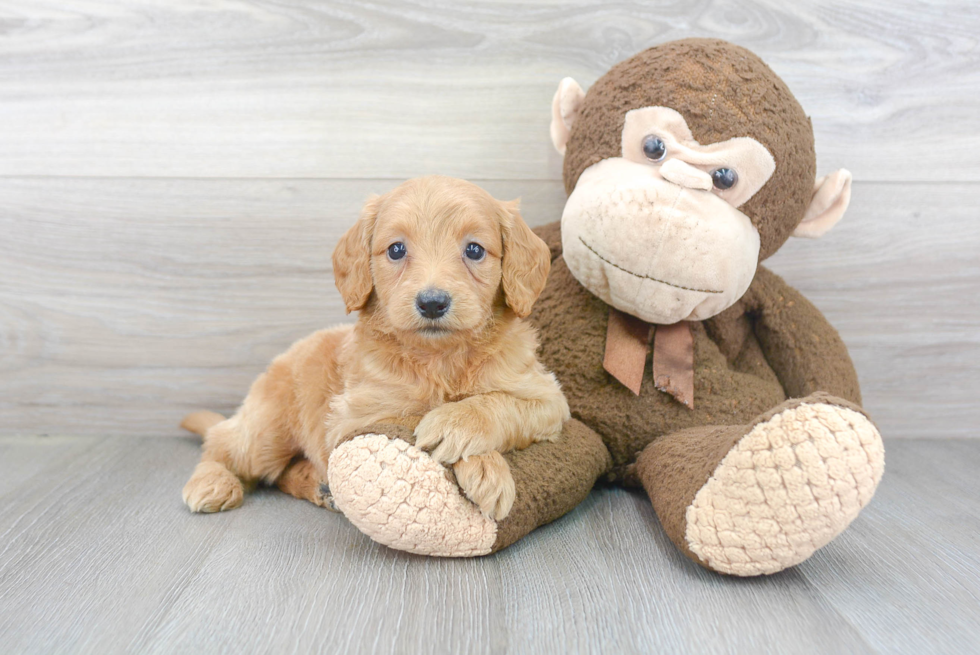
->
[0,436,976,654]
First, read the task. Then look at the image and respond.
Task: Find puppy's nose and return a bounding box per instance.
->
[416,289,451,319]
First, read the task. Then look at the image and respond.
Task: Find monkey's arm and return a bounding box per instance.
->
[744,265,862,405]
[532,221,563,262]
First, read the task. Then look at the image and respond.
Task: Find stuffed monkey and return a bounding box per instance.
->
[301,39,885,575]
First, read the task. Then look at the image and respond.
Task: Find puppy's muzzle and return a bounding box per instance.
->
[416,288,452,319]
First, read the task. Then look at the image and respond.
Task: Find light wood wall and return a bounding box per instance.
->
[2,1,978,438]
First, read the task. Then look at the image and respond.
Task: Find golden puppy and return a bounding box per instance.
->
[181,176,569,520]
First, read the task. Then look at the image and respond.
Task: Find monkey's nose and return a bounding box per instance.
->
[416,289,452,319]
[659,159,713,191]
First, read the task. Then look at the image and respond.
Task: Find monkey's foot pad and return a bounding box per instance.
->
[686,402,885,576]
[328,434,497,557]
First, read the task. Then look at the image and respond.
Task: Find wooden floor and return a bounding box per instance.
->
[0,436,977,654]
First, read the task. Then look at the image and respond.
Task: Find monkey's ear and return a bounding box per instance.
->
[793,169,853,239]
[550,77,585,156]
[500,200,551,318]
[332,195,381,313]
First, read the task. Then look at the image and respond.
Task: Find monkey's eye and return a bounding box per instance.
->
[712,168,738,190]
[387,242,407,261]
[642,135,667,161]
[464,242,485,261]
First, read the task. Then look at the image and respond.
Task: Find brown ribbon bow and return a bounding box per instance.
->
[602,308,694,408]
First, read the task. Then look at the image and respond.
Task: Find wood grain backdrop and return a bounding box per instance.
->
[1,0,978,438]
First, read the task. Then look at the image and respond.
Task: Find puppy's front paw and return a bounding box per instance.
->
[414,403,494,465]
[453,452,516,520]
[183,461,244,513]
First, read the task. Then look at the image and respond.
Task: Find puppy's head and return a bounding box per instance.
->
[332,176,550,340]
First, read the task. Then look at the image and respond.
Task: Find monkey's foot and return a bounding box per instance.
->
[327,434,498,557]
[640,395,885,576]
[328,420,611,557]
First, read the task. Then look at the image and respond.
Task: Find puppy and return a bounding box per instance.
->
[181,176,569,520]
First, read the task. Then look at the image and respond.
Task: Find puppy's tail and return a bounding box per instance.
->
[180,410,227,437]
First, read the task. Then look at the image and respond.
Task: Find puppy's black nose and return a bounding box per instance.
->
[416,289,451,319]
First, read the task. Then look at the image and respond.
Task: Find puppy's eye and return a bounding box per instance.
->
[464,243,485,261]
[712,168,738,190]
[387,242,407,261]
[642,135,666,162]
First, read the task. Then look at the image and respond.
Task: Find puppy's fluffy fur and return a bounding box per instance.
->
[182,176,569,520]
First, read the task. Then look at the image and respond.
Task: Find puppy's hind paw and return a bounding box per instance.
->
[453,452,516,521]
[183,461,244,513]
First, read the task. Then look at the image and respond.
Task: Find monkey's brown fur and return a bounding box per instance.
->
[563,38,816,260]
[529,222,862,475]
[491,40,878,567]
[495,40,878,571]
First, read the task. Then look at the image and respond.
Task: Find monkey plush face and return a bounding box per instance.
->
[560,106,776,324]
[550,39,853,324]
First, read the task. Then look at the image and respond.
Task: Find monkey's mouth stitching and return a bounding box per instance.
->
[578,237,723,294]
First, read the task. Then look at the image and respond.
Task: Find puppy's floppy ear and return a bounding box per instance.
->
[333,195,381,313]
[500,200,551,318]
